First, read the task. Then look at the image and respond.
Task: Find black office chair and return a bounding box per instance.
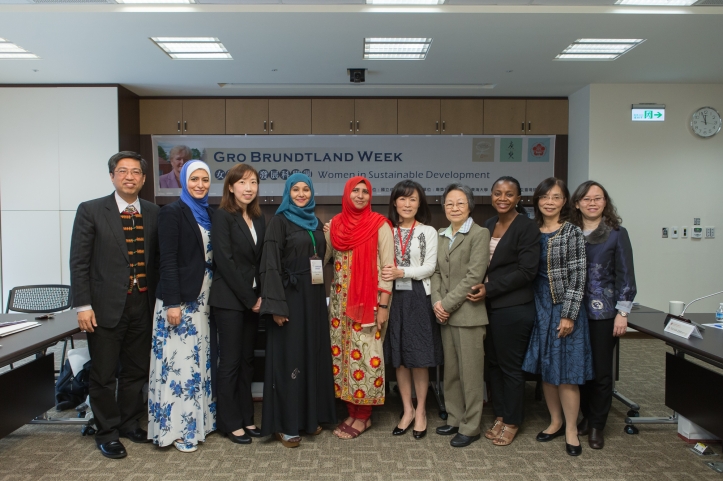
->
[6,284,74,371]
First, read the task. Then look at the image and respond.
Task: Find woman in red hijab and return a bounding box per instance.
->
[325,177,395,439]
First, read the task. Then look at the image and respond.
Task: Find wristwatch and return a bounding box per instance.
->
[378,304,389,310]
[618,311,628,318]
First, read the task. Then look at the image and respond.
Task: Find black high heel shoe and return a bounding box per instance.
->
[413,429,427,440]
[535,425,565,442]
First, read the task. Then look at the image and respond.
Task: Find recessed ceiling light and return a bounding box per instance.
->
[366,0,445,4]
[118,0,195,3]
[615,1,696,5]
[555,38,645,61]
[364,38,432,60]
[0,38,39,59]
[150,37,231,60]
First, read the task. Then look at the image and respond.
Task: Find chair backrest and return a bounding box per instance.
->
[6,284,72,314]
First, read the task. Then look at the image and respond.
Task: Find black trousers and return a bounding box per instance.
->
[86,288,151,445]
[213,306,259,433]
[484,301,535,426]
[580,317,617,430]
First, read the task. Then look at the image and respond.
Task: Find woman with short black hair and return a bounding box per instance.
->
[382,180,441,440]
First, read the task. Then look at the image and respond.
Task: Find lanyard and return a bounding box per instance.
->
[307,230,318,257]
[394,220,416,267]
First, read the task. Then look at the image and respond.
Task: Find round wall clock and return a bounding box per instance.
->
[691,107,722,138]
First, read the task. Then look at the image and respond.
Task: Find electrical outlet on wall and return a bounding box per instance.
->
[662,227,668,238]
[671,227,679,239]
[694,218,701,226]
[706,227,715,239]
[682,226,689,239]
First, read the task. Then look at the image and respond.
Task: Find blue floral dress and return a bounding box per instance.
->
[522,230,594,386]
[148,225,216,448]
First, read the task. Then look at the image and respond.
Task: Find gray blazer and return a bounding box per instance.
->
[70,193,160,328]
[431,222,490,327]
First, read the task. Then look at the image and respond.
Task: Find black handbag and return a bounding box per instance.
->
[55,359,91,411]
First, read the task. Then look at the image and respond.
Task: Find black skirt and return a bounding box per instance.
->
[383,279,443,369]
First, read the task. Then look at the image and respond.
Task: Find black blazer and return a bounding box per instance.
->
[209,208,266,311]
[156,200,214,306]
[70,193,160,328]
[483,214,540,309]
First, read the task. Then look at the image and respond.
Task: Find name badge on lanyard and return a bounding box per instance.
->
[308,231,324,285]
[394,221,415,291]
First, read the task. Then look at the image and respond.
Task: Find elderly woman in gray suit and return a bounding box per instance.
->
[431,183,490,448]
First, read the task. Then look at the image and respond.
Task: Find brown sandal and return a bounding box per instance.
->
[310,425,323,436]
[484,419,504,440]
[336,418,370,439]
[492,424,519,446]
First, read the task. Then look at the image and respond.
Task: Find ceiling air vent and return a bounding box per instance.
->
[695,0,723,5]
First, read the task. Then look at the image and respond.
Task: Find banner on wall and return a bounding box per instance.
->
[153,135,555,197]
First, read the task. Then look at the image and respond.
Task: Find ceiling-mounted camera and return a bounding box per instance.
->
[347,68,367,84]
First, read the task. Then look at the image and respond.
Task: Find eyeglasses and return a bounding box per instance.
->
[443,202,468,210]
[540,195,565,202]
[580,197,605,205]
[114,168,143,177]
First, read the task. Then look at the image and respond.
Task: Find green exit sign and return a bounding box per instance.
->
[631,104,665,122]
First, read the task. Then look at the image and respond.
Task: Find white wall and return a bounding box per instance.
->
[568,84,590,191]
[585,84,723,313]
[0,87,118,309]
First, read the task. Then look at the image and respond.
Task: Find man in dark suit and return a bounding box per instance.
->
[70,151,159,459]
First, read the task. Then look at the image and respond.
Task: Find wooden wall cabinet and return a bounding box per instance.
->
[526,99,568,135]
[140,99,183,135]
[441,99,483,135]
[354,99,397,134]
[398,99,441,135]
[226,99,269,134]
[312,99,355,134]
[140,99,225,135]
[483,99,527,135]
[484,98,568,135]
[269,99,311,135]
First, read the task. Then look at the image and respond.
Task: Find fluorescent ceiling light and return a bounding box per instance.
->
[0,38,39,59]
[364,38,432,60]
[117,0,195,3]
[555,38,645,61]
[150,37,231,60]
[366,0,444,4]
[615,1,696,5]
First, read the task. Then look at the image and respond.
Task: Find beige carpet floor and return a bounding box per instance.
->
[0,338,720,481]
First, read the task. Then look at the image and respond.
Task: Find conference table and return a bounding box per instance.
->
[625,306,723,438]
[0,310,80,439]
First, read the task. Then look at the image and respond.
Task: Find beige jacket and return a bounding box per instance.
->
[431,222,490,327]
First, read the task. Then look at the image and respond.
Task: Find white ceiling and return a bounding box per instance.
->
[0,2,721,97]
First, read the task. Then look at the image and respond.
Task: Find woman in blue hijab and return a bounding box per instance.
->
[149,160,217,453]
[259,173,336,447]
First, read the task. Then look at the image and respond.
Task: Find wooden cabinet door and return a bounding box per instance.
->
[441,99,483,135]
[526,99,568,135]
[398,99,441,135]
[354,99,397,134]
[226,99,268,134]
[483,99,526,135]
[140,99,183,135]
[312,99,355,135]
[181,99,225,135]
[268,99,311,135]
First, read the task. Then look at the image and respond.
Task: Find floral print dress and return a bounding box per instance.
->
[148,225,216,448]
[326,226,394,406]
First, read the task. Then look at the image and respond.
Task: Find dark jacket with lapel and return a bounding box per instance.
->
[483,214,541,309]
[69,193,160,328]
[155,200,214,306]
[209,208,266,311]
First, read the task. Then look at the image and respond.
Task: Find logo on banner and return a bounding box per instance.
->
[502,139,523,162]
[472,139,495,162]
[215,169,226,180]
[528,138,551,163]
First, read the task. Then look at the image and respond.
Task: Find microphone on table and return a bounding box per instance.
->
[663,290,723,330]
